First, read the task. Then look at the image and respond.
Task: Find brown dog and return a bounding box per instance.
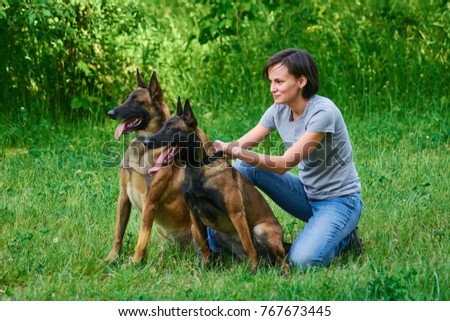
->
[104,70,191,263]
[143,99,290,274]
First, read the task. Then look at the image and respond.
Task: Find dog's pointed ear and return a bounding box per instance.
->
[183,98,197,129]
[148,71,164,106]
[176,96,183,116]
[136,68,147,88]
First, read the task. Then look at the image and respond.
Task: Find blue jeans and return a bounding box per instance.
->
[230,159,363,269]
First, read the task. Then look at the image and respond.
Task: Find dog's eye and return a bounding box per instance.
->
[166,125,177,133]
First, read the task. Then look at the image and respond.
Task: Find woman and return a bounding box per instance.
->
[212,48,363,269]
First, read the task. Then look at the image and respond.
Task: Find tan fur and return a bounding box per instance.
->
[147,102,290,274]
[105,71,191,263]
[193,150,289,275]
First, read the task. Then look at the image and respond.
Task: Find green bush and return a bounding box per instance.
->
[0,0,149,120]
[1,0,448,128]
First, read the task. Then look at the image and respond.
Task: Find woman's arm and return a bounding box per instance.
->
[214,131,325,175]
[235,123,271,150]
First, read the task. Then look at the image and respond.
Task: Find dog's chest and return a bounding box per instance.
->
[125,171,152,211]
[122,144,156,176]
[127,182,143,210]
[182,169,227,226]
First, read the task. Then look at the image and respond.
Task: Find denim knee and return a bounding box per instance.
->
[289,250,325,270]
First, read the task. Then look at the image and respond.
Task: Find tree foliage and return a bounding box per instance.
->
[0,0,448,123]
[0,0,148,118]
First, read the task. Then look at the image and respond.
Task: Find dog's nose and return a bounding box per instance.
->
[107,109,116,119]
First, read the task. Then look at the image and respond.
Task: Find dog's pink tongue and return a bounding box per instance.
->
[114,122,127,140]
[148,148,171,174]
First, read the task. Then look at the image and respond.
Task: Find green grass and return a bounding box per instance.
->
[1,109,448,301]
[1,0,448,301]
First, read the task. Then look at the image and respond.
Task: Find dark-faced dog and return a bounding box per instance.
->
[143,99,290,274]
[104,70,191,263]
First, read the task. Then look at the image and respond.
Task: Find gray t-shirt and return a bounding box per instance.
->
[260,94,361,200]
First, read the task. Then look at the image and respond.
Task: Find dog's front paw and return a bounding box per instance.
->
[249,267,258,276]
[104,251,119,264]
[130,255,145,265]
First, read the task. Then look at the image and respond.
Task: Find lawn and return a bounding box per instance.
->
[1,0,448,302]
[1,108,448,300]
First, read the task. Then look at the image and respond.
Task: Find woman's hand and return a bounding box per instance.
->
[213,140,236,158]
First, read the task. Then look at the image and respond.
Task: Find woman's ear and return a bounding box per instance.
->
[298,75,307,89]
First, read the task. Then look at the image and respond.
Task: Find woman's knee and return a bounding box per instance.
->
[288,237,335,270]
[289,250,324,270]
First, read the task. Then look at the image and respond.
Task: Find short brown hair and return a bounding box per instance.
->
[263,48,319,99]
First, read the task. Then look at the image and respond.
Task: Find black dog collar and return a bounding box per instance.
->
[198,151,224,167]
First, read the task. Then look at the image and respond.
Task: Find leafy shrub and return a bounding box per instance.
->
[0,0,148,120]
[1,0,448,127]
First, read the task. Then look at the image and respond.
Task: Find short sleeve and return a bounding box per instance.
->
[306,108,335,133]
[260,104,277,131]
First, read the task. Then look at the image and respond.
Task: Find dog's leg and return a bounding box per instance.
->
[221,179,259,272]
[228,208,259,273]
[105,174,132,263]
[132,199,156,263]
[132,169,171,263]
[270,238,290,276]
[253,224,290,275]
[189,212,211,266]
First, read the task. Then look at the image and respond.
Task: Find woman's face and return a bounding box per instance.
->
[267,63,304,105]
